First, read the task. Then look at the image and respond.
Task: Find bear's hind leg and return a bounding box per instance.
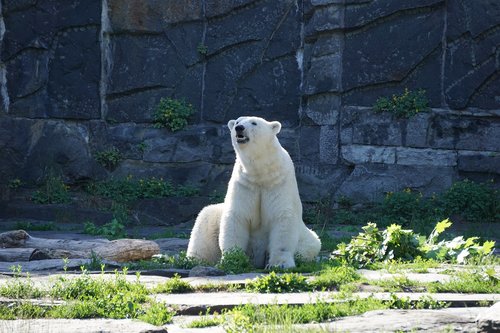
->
[296,224,321,261]
[187,204,223,264]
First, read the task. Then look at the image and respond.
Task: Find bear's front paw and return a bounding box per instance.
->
[268,252,295,269]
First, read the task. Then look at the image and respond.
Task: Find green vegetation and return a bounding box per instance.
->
[8,178,22,189]
[333,219,495,268]
[14,221,58,231]
[127,251,207,271]
[95,146,122,170]
[386,294,449,310]
[83,219,127,240]
[373,88,429,118]
[85,176,199,204]
[197,43,208,56]
[152,274,193,294]
[217,247,254,274]
[311,265,360,291]
[186,309,224,328]
[246,272,310,293]
[427,268,499,294]
[153,97,195,131]
[32,173,71,204]
[307,180,498,256]
[0,268,175,325]
[225,297,387,332]
[442,179,499,223]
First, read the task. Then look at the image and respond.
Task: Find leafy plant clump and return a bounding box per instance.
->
[217,248,254,275]
[332,219,495,268]
[83,219,127,240]
[131,251,207,271]
[85,176,199,204]
[442,179,499,223]
[246,271,310,293]
[153,97,195,132]
[373,88,429,118]
[95,147,122,170]
[152,274,193,294]
[32,173,71,204]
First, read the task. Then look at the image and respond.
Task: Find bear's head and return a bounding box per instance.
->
[227,117,281,151]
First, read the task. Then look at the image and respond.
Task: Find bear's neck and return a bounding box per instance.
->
[235,141,290,187]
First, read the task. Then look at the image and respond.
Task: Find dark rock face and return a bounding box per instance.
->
[3,0,101,119]
[0,0,499,209]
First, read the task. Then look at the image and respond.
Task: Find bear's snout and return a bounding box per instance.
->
[234,124,249,144]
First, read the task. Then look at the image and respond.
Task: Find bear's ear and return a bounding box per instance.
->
[228,120,236,130]
[270,121,281,135]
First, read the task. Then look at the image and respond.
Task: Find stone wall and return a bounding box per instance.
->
[0,0,499,204]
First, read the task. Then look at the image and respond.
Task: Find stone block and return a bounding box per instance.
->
[396,147,457,166]
[108,35,185,95]
[143,125,229,164]
[303,54,342,95]
[303,94,340,125]
[347,108,403,146]
[320,125,339,164]
[205,0,257,18]
[205,0,298,56]
[47,28,101,120]
[476,302,500,333]
[342,6,443,102]
[108,0,202,32]
[112,160,233,195]
[305,4,343,36]
[336,164,456,202]
[310,34,343,58]
[204,45,300,123]
[404,112,431,148]
[298,126,320,162]
[444,0,500,110]
[341,145,396,165]
[458,151,500,174]
[344,0,443,28]
[106,88,173,124]
[1,0,100,59]
[295,163,350,202]
[20,120,100,183]
[428,114,500,151]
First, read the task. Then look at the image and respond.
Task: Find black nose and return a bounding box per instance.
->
[235,125,245,132]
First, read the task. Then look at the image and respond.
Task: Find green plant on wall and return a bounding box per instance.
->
[95,147,122,170]
[32,173,70,204]
[197,43,208,56]
[374,88,429,118]
[153,97,194,132]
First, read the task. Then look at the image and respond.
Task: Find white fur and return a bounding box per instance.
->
[187,116,321,268]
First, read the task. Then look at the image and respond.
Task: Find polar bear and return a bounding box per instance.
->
[187,116,321,268]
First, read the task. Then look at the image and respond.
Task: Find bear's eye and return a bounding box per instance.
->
[251,122,257,126]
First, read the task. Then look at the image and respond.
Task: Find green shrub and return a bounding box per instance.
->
[153,97,194,131]
[95,147,122,170]
[144,251,207,270]
[373,88,429,118]
[152,274,193,294]
[85,176,199,203]
[442,179,499,223]
[32,173,70,204]
[246,271,310,293]
[217,248,254,274]
[332,219,496,267]
[311,266,359,291]
[83,219,127,240]
[139,301,175,325]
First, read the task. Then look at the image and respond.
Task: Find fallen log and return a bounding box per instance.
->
[0,230,160,262]
[0,248,37,262]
